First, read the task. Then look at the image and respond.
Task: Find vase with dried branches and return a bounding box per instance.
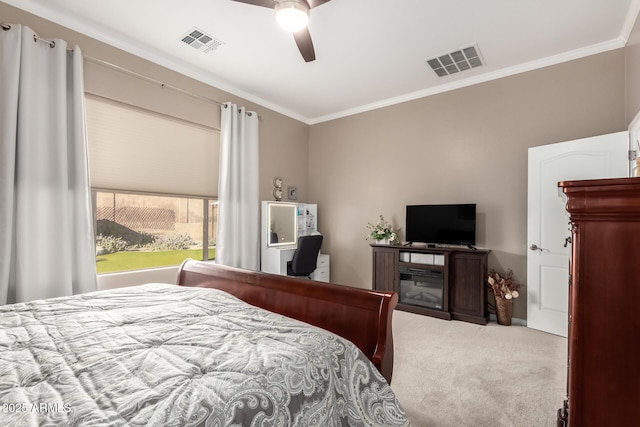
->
[487,269,521,325]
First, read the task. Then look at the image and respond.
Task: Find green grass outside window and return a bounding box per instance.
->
[96,248,215,274]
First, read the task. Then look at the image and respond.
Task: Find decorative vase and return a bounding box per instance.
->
[495,297,513,326]
[375,238,389,245]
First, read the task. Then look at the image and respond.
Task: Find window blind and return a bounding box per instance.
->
[85,94,219,197]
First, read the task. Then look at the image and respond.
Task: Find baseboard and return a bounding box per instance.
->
[488,314,527,326]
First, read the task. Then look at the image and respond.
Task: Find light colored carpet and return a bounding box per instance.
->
[390,310,567,427]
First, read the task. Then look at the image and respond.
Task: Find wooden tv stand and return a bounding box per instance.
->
[371,244,489,325]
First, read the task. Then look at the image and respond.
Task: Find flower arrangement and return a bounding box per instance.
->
[487,269,520,300]
[366,215,398,243]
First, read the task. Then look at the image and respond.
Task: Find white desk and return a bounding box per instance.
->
[261,246,330,282]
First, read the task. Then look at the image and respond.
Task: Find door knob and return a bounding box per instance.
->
[529,244,544,252]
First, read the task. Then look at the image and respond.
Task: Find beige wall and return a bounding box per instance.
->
[309,50,626,319]
[626,12,640,126]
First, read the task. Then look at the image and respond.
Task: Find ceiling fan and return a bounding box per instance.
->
[231,0,332,62]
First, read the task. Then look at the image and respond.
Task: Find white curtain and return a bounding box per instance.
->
[0,24,96,305]
[216,102,260,270]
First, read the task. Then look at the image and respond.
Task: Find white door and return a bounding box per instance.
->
[527,131,630,337]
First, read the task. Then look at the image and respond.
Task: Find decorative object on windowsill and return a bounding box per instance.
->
[366,215,398,245]
[487,269,521,326]
[272,176,283,201]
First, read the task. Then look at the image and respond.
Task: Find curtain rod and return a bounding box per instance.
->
[84,55,262,119]
[2,22,260,118]
[2,22,58,48]
[84,55,223,108]
[84,55,262,120]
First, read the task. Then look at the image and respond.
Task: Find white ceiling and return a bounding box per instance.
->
[4,0,639,124]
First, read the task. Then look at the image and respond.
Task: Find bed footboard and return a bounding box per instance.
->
[176,259,398,384]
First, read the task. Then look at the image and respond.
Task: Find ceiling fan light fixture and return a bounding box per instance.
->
[275,0,309,32]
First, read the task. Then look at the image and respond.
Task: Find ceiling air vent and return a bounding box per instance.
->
[426,45,484,77]
[180,27,224,53]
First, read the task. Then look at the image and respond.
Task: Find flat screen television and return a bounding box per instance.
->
[406,204,476,246]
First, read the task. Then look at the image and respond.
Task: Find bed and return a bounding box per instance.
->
[0,260,408,426]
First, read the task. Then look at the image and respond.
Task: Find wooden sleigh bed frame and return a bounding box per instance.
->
[176,259,399,383]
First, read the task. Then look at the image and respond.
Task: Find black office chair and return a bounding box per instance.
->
[287,235,323,279]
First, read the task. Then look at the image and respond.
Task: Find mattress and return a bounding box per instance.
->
[0,283,409,426]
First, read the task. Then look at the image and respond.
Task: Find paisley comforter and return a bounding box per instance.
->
[0,283,408,426]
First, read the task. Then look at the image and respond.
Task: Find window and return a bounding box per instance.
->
[94,191,217,274]
[84,94,220,274]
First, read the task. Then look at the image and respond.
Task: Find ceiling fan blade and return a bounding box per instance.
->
[293,27,316,62]
[230,0,275,8]
[305,0,332,8]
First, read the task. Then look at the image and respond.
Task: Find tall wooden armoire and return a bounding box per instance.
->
[557,177,640,426]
